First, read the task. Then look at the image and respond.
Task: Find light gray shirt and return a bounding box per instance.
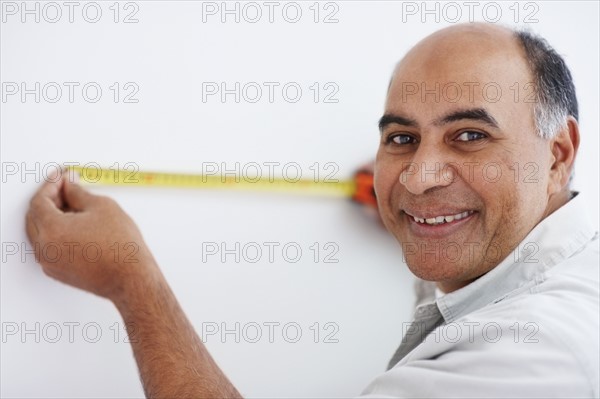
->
[360,193,599,398]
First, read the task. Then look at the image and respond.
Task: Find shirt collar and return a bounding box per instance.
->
[433,192,598,323]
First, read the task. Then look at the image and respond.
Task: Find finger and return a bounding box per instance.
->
[62,172,96,211]
[47,168,67,209]
[25,210,41,244]
[25,211,45,266]
[29,172,66,220]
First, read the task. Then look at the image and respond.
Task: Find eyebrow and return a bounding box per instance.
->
[378,114,418,131]
[378,107,499,132]
[434,108,499,128]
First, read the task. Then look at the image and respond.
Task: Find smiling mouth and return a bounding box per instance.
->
[405,210,475,226]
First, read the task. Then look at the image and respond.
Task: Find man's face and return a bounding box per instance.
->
[374,30,556,292]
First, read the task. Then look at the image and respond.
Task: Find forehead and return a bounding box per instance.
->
[386,28,533,117]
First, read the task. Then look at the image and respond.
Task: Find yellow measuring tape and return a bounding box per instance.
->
[68,166,358,198]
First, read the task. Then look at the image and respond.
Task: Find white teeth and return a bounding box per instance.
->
[454,211,470,221]
[411,211,473,225]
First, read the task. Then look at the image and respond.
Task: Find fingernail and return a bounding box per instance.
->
[47,168,60,183]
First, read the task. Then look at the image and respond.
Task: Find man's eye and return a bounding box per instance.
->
[456,131,487,142]
[387,134,416,145]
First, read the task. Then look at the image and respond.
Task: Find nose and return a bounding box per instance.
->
[399,143,457,195]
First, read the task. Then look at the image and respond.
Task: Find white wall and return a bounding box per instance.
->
[1,1,598,397]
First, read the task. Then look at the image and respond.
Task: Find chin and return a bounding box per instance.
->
[405,257,472,284]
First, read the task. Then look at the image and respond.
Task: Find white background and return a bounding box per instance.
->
[1,1,598,397]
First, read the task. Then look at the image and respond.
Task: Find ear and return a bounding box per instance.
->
[548,116,580,195]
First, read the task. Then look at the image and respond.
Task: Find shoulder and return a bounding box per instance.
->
[362,249,599,398]
[438,249,600,397]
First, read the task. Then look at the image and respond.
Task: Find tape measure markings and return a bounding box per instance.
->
[69,166,357,197]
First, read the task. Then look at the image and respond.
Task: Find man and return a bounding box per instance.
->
[26,23,598,397]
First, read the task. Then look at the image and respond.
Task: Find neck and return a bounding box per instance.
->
[543,188,573,220]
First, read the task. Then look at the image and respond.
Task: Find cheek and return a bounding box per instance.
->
[513,162,552,218]
[373,157,396,204]
[373,156,404,230]
[468,156,550,229]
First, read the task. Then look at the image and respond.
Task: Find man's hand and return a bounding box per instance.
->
[25,171,242,398]
[25,170,158,300]
[27,173,156,301]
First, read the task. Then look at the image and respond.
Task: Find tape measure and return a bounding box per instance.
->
[68,166,378,207]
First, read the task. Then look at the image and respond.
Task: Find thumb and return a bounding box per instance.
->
[62,172,96,211]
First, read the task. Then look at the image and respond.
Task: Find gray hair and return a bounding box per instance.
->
[514,29,579,139]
